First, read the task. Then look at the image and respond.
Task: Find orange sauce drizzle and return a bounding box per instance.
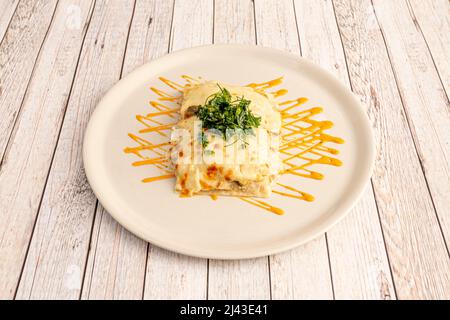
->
[124,76,344,215]
[136,115,168,136]
[150,86,179,102]
[277,97,344,182]
[159,77,185,91]
[144,109,180,117]
[181,74,201,84]
[239,197,284,215]
[280,97,309,113]
[273,183,314,202]
[123,134,168,158]
[247,77,283,90]
[272,89,288,98]
[132,157,167,166]
[139,122,177,134]
[142,174,175,183]
[149,100,176,111]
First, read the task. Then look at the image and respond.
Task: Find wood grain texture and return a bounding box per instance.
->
[0,0,19,41]
[293,0,395,299]
[372,0,450,247]
[208,259,270,300]
[122,0,175,77]
[270,238,333,299]
[214,0,256,45]
[0,0,95,300]
[208,0,270,300]
[81,205,147,299]
[326,187,395,299]
[408,0,450,99]
[254,0,299,52]
[81,0,175,300]
[142,0,212,300]
[15,0,136,299]
[0,0,58,160]
[254,0,333,300]
[144,246,207,299]
[169,0,213,51]
[333,0,450,299]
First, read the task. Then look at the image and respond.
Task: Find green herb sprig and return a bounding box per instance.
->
[195,85,261,147]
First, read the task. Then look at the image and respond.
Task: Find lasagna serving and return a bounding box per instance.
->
[169,81,283,198]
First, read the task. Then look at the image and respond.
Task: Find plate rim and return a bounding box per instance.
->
[83,44,375,259]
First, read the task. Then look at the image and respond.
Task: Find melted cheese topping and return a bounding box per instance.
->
[181,81,281,132]
[171,81,283,197]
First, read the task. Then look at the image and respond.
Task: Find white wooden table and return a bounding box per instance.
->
[0,0,449,300]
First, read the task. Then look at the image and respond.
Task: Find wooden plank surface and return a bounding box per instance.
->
[81,206,147,299]
[0,0,95,299]
[293,0,395,299]
[81,0,175,300]
[408,0,450,99]
[0,0,19,41]
[15,0,136,299]
[0,0,448,300]
[214,0,255,45]
[372,0,450,247]
[333,0,450,299]
[0,0,58,159]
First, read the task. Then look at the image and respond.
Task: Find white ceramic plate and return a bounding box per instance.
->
[83,45,374,259]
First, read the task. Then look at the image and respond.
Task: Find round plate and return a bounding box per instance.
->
[83,45,374,259]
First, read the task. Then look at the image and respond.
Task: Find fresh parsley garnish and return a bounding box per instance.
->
[195,85,261,146]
